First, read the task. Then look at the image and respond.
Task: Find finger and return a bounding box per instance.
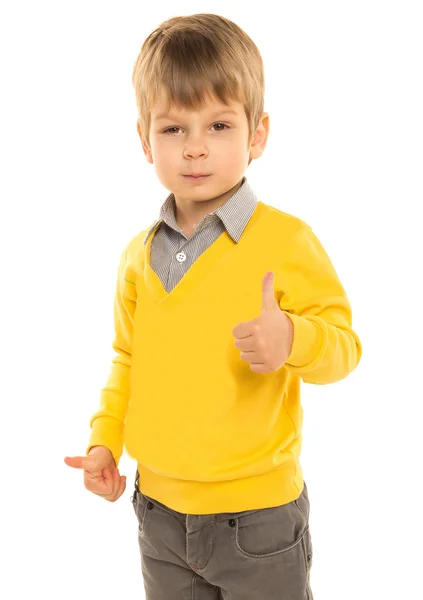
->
[114,474,127,501]
[261,271,277,312]
[111,468,122,496]
[234,337,256,351]
[106,468,121,497]
[102,471,127,502]
[88,468,116,498]
[103,468,116,492]
[115,475,127,500]
[64,456,87,470]
[240,350,259,362]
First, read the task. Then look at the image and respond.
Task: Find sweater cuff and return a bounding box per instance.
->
[86,416,124,468]
[284,312,323,367]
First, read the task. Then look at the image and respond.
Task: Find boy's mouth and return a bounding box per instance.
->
[182,174,211,181]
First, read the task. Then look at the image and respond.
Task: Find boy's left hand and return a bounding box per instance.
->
[232,272,294,373]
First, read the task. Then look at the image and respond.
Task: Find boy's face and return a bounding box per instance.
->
[137,92,269,211]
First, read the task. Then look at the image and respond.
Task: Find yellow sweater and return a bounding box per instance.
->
[86,201,362,514]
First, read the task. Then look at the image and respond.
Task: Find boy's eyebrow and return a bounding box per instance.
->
[153,109,239,121]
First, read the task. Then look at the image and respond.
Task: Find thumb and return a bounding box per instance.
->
[261,271,278,311]
[64,455,89,470]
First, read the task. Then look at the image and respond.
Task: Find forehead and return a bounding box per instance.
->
[151,93,243,121]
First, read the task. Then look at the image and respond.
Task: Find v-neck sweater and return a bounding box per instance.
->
[86,200,361,514]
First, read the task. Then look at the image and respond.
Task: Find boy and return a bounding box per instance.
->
[65,13,362,599]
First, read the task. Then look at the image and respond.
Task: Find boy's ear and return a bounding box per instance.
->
[249,112,270,162]
[137,119,153,164]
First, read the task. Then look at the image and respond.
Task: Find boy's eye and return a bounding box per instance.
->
[162,123,230,135]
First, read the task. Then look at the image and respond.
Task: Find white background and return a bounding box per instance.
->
[1,1,422,598]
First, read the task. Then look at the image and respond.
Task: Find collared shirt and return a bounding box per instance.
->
[143,176,259,293]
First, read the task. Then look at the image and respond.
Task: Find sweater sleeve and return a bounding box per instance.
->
[85,247,137,467]
[279,224,362,384]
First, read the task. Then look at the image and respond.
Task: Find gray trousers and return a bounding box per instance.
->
[130,469,313,599]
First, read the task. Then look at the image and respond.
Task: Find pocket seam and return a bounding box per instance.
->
[235,521,309,559]
[293,498,307,520]
[138,497,149,535]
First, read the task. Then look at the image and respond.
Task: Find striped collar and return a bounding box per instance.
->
[143,176,259,244]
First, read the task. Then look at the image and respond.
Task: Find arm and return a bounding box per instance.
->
[86,247,136,467]
[279,224,362,384]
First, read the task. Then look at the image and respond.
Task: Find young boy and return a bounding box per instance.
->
[65,13,362,599]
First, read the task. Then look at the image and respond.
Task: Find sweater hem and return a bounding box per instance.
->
[135,460,304,514]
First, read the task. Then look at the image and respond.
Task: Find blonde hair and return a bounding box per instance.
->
[131,13,265,164]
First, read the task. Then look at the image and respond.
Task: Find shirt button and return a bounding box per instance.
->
[176,251,186,263]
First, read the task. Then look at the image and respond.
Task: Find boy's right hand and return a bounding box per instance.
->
[64,446,127,502]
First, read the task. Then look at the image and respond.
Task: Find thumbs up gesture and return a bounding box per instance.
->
[232,272,294,373]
